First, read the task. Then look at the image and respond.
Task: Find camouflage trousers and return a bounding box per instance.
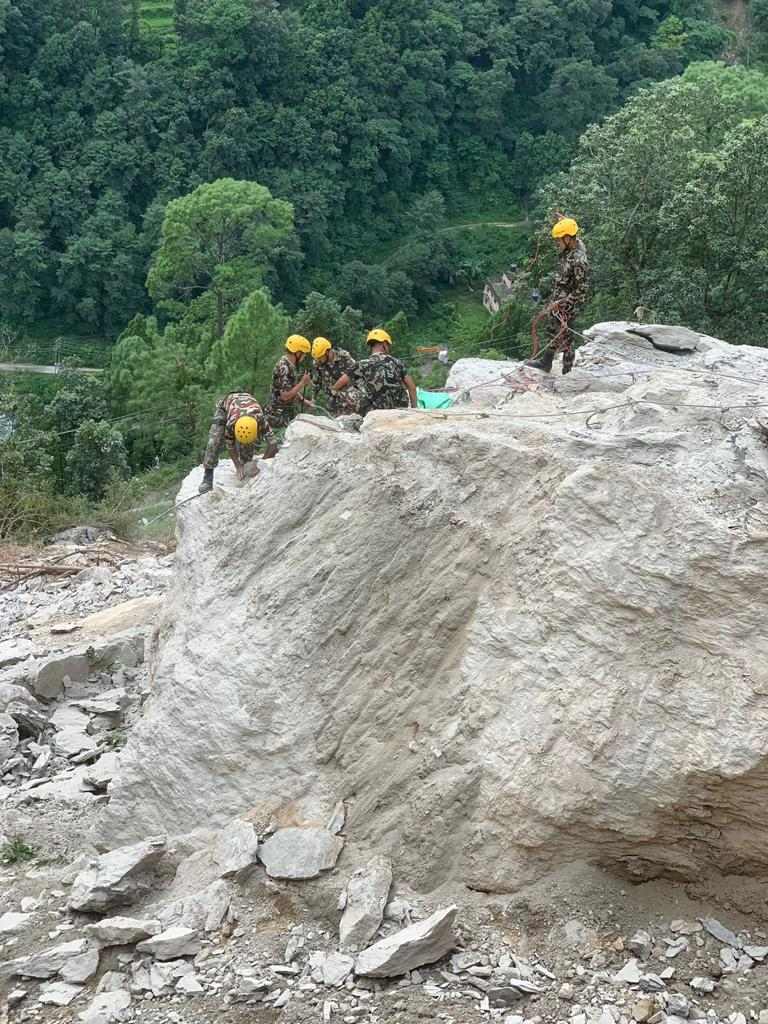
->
[547,301,578,375]
[329,385,368,417]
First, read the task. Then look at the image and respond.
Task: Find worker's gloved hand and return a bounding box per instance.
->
[242,460,260,479]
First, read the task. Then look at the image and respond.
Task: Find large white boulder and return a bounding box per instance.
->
[99,324,768,892]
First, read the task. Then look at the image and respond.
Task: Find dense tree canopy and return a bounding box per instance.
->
[540,62,768,342]
[0,0,726,334]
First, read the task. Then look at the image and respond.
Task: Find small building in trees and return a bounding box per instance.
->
[483,266,518,314]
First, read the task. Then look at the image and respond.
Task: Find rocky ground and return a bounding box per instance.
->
[1,325,768,1023]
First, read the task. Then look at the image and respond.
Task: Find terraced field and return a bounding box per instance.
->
[140,0,175,42]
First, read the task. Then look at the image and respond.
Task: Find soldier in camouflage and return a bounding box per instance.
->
[265,335,315,431]
[337,328,417,413]
[526,217,590,375]
[199,391,278,493]
[309,337,367,415]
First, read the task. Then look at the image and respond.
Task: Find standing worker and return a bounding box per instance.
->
[199,392,278,494]
[266,335,314,430]
[310,337,366,416]
[336,329,417,412]
[526,217,590,375]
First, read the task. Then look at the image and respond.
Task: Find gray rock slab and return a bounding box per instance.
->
[0,682,39,712]
[355,904,457,978]
[0,639,34,669]
[34,654,91,700]
[78,989,132,1024]
[212,819,260,877]
[1,938,90,979]
[85,916,161,946]
[700,917,740,948]
[259,828,344,880]
[136,926,201,960]
[39,981,82,1006]
[0,912,31,935]
[309,951,354,987]
[339,854,392,953]
[0,711,19,764]
[627,930,653,959]
[153,878,232,933]
[82,753,121,793]
[613,959,642,985]
[630,325,701,353]
[59,946,100,983]
[69,836,166,912]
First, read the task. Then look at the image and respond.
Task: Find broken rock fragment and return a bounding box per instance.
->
[0,713,19,764]
[135,926,201,960]
[78,989,132,1024]
[0,912,31,935]
[59,946,100,983]
[1,938,91,979]
[355,904,457,978]
[85,916,161,946]
[153,878,232,933]
[34,653,91,700]
[212,818,260,877]
[310,951,355,987]
[339,854,393,953]
[259,827,344,880]
[38,981,83,1006]
[69,836,167,912]
[700,918,740,948]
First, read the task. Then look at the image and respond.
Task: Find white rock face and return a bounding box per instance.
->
[339,855,393,952]
[69,837,166,912]
[99,324,768,892]
[355,905,458,977]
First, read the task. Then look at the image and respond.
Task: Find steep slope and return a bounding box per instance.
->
[100,323,768,893]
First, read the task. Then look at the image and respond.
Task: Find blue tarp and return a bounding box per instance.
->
[417,388,454,410]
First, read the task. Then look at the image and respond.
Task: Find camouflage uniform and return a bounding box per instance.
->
[265,355,306,430]
[546,238,590,374]
[353,353,410,412]
[311,348,366,416]
[203,392,276,471]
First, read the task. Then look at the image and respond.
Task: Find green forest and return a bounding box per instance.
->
[2,0,768,538]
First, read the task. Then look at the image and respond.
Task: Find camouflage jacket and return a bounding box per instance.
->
[311,349,358,411]
[551,238,590,312]
[353,353,409,411]
[266,355,304,428]
[214,392,276,453]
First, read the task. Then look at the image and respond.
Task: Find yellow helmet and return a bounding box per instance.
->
[552,217,579,239]
[285,334,311,354]
[367,328,392,346]
[234,415,259,446]
[312,337,332,361]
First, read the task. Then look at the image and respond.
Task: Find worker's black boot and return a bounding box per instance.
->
[198,468,214,494]
[524,349,554,373]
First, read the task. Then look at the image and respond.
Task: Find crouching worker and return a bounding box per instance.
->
[310,337,367,416]
[199,392,278,494]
